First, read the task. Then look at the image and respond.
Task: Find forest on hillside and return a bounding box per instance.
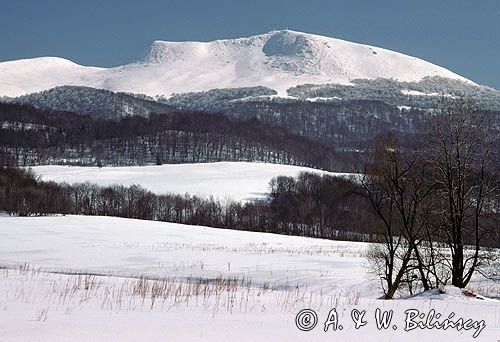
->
[0,102,353,170]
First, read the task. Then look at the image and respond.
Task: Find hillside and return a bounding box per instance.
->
[14,86,177,119]
[0,215,498,341]
[0,102,346,170]
[32,162,347,202]
[0,30,475,98]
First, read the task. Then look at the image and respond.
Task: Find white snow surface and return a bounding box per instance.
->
[0,215,498,341]
[0,215,368,294]
[0,30,474,97]
[31,162,351,202]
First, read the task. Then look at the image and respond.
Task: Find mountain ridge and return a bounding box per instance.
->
[0,30,477,98]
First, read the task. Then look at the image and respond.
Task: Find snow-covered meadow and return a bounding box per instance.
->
[31,162,352,202]
[0,215,498,341]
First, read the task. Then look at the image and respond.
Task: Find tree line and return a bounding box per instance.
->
[0,102,351,170]
[0,166,379,242]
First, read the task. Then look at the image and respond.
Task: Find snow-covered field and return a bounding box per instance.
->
[32,162,350,202]
[0,215,498,341]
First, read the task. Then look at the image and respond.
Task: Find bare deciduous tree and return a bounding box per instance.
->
[364,97,498,298]
[426,97,497,288]
[360,133,433,298]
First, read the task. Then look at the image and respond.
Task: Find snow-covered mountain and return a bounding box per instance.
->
[0,30,475,98]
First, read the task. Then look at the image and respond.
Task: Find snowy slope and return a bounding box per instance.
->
[31,162,352,202]
[0,215,498,341]
[0,30,474,97]
[0,215,369,295]
[0,57,105,97]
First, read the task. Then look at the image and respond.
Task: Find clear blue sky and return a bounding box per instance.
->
[2,0,500,89]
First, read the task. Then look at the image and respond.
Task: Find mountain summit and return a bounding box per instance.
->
[0,30,474,98]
